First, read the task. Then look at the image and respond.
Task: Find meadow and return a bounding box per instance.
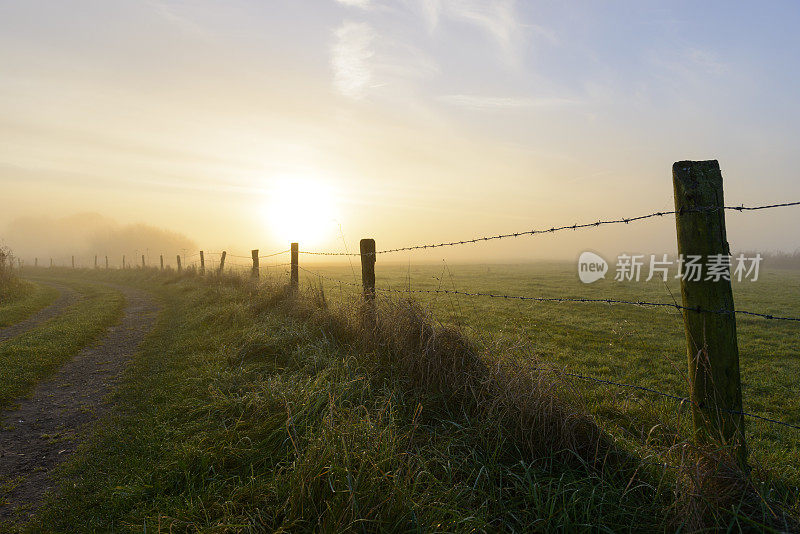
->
[2,262,798,532]
[283,261,800,487]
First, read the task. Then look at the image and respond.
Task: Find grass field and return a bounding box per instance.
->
[290,262,800,486]
[0,278,125,409]
[0,278,59,328]
[17,265,799,532]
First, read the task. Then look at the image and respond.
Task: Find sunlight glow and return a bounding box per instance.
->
[263,175,339,248]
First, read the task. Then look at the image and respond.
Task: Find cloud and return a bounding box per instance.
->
[335,0,372,7]
[417,0,524,62]
[331,21,376,99]
[147,0,206,35]
[439,94,582,110]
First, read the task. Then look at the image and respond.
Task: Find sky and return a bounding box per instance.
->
[1,0,800,263]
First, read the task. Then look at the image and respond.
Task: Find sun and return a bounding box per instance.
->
[262,175,339,248]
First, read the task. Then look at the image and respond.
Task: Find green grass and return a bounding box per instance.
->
[0,278,125,409]
[21,267,796,532]
[0,279,59,327]
[290,263,800,489]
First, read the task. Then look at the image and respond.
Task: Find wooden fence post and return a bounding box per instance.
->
[176,255,182,273]
[218,251,227,274]
[200,251,205,275]
[673,160,746,466]
[72,255,75,269]
[141,255,146,269]
[160,255,164,270]
[122,255,126,269]
[94,255,98,269]
[251,249,259,278]
[105,256,109,269]
[360,239,376,302]
[290,243,299,290]
[50,258,53,268]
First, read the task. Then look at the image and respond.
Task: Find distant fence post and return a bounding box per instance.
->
[218,251,227,274]
[105,256,109,269]
[360,239,376,302]
[94,255,98,269]
[290,243,299,290]
[122,255,126,269]
[673,160,746,467]
[34,258,38,268]
[251,249,259,278]
[176,255,182,273]
[72,255,75,269]
[200,251,205,275]
[141,255,146,269]
[50,258,53,268]
[160,255,164,270]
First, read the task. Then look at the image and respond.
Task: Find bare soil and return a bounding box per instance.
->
[0,284,160,524]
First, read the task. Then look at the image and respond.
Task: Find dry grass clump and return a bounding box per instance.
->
[0,246,23,297]
[370,296,626,471]
[672,443,800,532]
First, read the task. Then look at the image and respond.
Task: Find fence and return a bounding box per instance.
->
[22,160,800,465]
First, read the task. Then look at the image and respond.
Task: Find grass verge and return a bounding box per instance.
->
[0,278,125,409]
[28,269,797,532]
[0,280,60,327]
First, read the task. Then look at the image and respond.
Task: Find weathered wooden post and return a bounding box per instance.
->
[94,255,98,269]
[360,239,376,302]
[122,255,126,269]
[290,243,299,290]
[176,255,182,273]
[72,255,75,269]
[105,256,109,269]
[673,160,746,466]
[200,251,205,275]
[141,255,146,269]
[50,258,53,268]
[160,255,164,270]
[218,251,227,274]
[251,249,260,278]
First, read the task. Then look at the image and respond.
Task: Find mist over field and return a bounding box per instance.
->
[2,213,196,266]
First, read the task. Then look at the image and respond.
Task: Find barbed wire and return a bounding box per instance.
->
[298,267,800,430]
[297,267,800,322]
[260,249,290,259]
[298,201,800,256]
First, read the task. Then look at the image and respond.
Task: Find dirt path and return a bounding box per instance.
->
[0,284,160,524]
[0,283,81,343]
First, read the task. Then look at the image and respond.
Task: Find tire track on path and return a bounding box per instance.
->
[0,283,81,343]
[0,283,161,524]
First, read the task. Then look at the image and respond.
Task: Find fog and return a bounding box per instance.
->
[3,213,196,268]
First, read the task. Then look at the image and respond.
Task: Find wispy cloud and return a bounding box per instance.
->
[331,21,376,99]
[147,0,206,35]
[439,94,581,110]
[335,0,372,7]
[417,0,525,63]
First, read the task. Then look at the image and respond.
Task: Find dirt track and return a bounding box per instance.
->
[0,283,81,343]
[0,283,160,524]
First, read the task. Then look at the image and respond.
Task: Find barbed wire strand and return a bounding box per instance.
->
[298,201,800,256]
[297,267,800,322]
[297,267,800,430]
[260,249,290,259]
